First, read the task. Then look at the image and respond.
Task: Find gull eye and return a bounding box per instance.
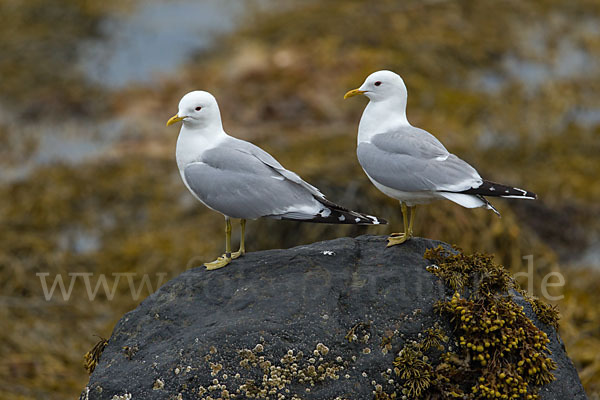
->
[195,106,202,111]
[374,81,382,87]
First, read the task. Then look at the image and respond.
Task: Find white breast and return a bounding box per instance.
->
[175,126,227,212]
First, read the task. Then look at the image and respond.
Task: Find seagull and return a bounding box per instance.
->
[344,70,536,247]
[167,91,385,269]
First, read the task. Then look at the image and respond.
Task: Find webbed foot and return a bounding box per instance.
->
[231,250,245,260]
[387,233,412,247]
[204,254,232,270]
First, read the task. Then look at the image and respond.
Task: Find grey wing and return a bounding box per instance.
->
[183,146,321,219]
[358,127,482,192]
[225,137,325,199]
[370,126,450,159]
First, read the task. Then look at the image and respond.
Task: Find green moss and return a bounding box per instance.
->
[425,246,512,295]
[393,343,433,398]
[423,246,557,399]
[421,326,449,352]
[524,295,560,329]
[436,292,557,397]
[391,340,466,398]
[83,337,108,374]
[377,246,560,399]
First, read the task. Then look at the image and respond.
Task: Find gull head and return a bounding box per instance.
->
[344,70,407,103]
[166,90,222,129]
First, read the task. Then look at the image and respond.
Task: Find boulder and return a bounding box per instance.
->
[81,236,587,399]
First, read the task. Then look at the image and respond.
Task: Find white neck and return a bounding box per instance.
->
[176,124,228,170]
[358,97,410,143]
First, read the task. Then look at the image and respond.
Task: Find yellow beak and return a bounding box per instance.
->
[166,114,185,127]
[344,88,366,99]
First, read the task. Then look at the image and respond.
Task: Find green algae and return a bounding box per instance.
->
[393,343,434,398]
[419,246,557,399]
[361,246,561,399]
[83,337,108,374]
[525,297,560,330]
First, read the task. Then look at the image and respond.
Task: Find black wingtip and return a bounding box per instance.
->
[311,197,387,225]
[462,180,537,200]
[366,215,388,225]
[315,211,387,225]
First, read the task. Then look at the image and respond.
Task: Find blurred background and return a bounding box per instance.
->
[1,0,599,398]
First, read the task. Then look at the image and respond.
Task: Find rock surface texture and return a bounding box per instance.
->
[82,236,587,400]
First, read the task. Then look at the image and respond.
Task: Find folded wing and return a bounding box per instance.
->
[184,139,384,224]
[358,127,483,193]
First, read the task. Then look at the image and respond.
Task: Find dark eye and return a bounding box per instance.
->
[195,106,202,111]
[374,81,382,86]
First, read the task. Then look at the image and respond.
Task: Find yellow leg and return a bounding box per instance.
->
[389,202,408,238]
[387,203,414,247]
[231,219,246,259]
[408,205,417,236]
[205,217,233,270]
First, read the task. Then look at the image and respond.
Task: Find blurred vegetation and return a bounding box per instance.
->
[1,0,599,398]
[0,0,133,120]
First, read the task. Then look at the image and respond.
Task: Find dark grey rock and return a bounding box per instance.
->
[81,235,587,399]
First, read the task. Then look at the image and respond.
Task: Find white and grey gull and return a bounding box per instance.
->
[344,70,536,247]
[167,90,385,269]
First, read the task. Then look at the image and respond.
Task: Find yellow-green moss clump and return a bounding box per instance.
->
[525,296,560,330]
[83,337,108,374]
[390,330,465,398]
[393,343,434,398]
[389,246,559,399]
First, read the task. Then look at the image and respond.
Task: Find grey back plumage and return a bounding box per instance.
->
[226,137,325,198]
[184,139,319,220]
[357,126,482,192]
[184,137,384,224]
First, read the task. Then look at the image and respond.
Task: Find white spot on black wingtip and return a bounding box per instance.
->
[489,186,495,191]
[338,215,345,222]
[505,189,510,193]
[369,216,380,225]
[355,217,361,223]
[319,208,331,217]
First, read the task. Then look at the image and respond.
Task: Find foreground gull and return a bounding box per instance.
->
[344,70,536,247]
[167,91,385,269]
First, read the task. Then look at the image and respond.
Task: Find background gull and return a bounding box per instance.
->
[345,70,536,247]
[167,90,385,269]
